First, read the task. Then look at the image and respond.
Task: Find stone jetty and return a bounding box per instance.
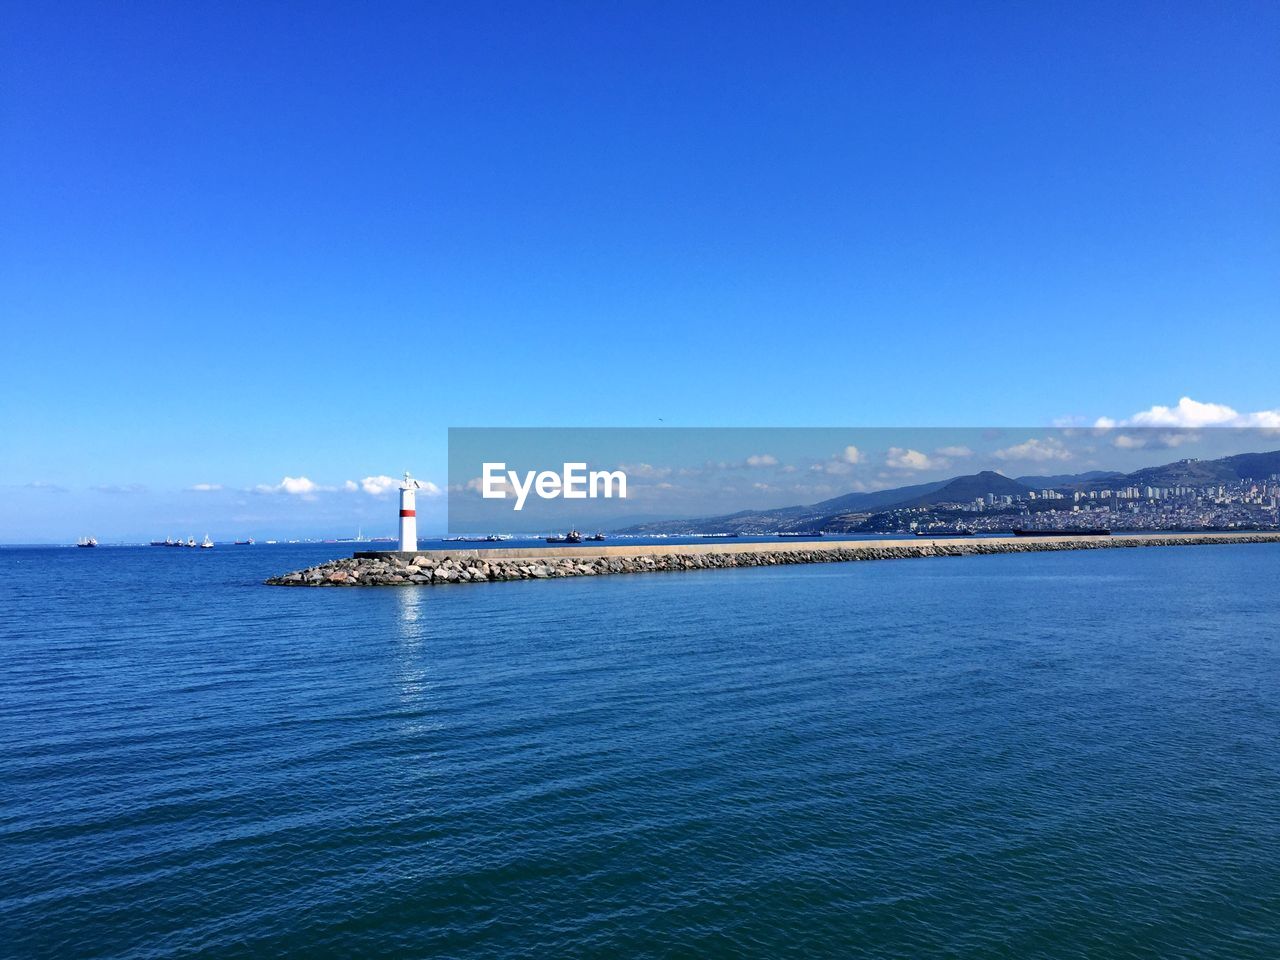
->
[265,532,1280,587]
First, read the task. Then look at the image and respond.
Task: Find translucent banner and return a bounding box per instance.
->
[446,427,1280,537]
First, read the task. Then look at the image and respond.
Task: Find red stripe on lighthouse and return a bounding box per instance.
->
[400,509,416,517]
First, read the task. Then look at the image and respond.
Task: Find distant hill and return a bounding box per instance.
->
[611,448,1280,535]
[812,471,1034,533]
[1017,470,1122,488]
[1219,449,1280,480]
[877,471,1032,509]
[614,478,957,535]
[1072,449,1280,491]
[805,478,953,514]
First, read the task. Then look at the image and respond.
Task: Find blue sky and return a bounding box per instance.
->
[2,2,1277,540]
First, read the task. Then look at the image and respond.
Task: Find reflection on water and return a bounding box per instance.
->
[392,587,438,739]
[395,584,426,633]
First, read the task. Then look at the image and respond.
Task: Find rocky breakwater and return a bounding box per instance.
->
[265,533,1280,587]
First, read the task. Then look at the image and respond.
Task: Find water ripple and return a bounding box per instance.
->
[2,543,1279,958]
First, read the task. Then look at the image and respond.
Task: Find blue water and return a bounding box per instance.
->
[3,543,1279,958]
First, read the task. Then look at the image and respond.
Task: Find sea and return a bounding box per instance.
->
[2,541,1279,959]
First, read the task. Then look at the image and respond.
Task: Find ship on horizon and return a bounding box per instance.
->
[546,529,583,544]
[1012,527,1111,537]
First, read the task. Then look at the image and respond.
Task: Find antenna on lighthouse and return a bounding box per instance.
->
[398,470,421,553]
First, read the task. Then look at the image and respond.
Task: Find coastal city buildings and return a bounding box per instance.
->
[904,475,1280,534]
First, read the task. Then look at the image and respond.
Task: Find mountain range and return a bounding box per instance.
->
[615,449,1280,535]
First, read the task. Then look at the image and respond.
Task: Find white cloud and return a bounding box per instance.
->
[1096,396,1280,429]
[190,483,223,492]
[254,474,439,500]
[993,438,1073,463]
[621,462,673,478]
[746,454,779,467]
[1111,431,1199,451]
[93,483,147,494]
[255,476,323,497]
[465,475,508,496]
[886,447,937,470]
[809,446,864,475]
[360,475,399,496]
[883,445,971,471]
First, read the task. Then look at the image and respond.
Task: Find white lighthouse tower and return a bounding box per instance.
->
[398,471,422,553]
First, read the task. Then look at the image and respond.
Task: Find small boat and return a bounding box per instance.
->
[186,537,198,548]
[76,537,98,548]
[200,535,214,548]
[234,539,254,546]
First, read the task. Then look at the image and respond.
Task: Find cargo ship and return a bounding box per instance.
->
[76,537,98,548]
[1012,528,1111,537]
[546,529,583,544]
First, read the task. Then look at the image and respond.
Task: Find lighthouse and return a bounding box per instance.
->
[399,471,421,552]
